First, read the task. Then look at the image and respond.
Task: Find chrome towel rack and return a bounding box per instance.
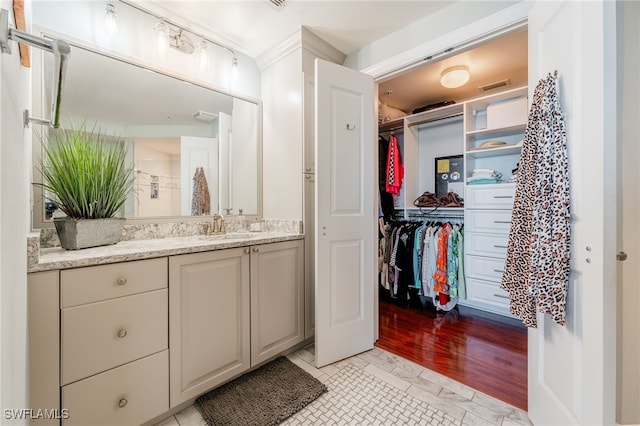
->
[0,8,70,128]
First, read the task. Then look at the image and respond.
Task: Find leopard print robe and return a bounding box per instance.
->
[500,73,571,328]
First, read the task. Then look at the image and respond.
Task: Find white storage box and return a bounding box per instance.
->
[486,96,527,129]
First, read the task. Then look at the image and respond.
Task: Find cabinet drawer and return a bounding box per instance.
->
[465,255,506,282]
[464,210,512,234]
[465,277,511,312]
[61,257,168,308]
[465,184,515,209]
[62,350,168,426]
[62,289,168,385]
[465,232,508,258]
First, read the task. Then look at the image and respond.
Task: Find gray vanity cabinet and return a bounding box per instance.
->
[27,237,305,423]
[168,247,251,407]
[168,239,305,407]
[250,240,304,365]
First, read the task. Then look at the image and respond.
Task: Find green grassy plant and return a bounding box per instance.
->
[34,123,134,219]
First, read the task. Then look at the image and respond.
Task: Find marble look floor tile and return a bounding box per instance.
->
[154,347,530,426]
[154,415,179,426]
[471,392,532,425]
[438,388,503,425]
[391,366,443,395]
[357,350,397,372]
[377,351,426,376]
[420,369,476,400]
[363,363,411,391]
[174,406,207,426]
[293,347,315,363]
[406,384,467,421]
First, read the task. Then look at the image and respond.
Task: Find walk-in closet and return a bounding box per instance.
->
[375,27,529,410]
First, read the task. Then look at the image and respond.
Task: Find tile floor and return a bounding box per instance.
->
[156,345,532,426]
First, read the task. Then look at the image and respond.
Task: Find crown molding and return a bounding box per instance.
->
[257,26,345,70]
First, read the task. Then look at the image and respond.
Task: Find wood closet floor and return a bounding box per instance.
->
[376,298,528,411]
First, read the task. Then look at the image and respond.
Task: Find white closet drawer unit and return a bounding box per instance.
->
[465,255,506,283]
[465,184,516,209]
[62,350,169,426]
[465,210,512,234]
[61,289,168,385]
[465,278,511,312]
[61,257,168,308]
[464,232,509,258]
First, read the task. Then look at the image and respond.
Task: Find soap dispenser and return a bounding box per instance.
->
[238,208,247,232]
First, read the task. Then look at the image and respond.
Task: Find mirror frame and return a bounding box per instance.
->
[31,34,263,230]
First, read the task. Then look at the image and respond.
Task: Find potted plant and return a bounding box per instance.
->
[34,122,134,250]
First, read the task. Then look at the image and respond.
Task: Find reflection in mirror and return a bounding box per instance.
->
[37,42,260,225]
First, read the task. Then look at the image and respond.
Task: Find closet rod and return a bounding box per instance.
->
[407,112,463,128]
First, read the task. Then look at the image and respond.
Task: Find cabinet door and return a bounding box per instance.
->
[169,248,250,407]
[250,240,304,365]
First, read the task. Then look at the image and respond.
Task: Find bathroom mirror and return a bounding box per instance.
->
[34,42,260,226]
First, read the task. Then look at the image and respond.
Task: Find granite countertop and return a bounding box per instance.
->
[28,232,304,273]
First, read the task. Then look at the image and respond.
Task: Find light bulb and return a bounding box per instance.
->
[231,57,239,80]
[104,3,118,36]
[197,39,209,70]
[154,20,169,54]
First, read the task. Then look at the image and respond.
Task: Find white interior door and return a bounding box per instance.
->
[527,1,617,424]
[314,58,376,368]
[180,136,219,216]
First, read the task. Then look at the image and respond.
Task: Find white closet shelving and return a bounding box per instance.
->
[382,85,529,316]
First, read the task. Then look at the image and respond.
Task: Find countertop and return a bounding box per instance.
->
[28,232,304,273]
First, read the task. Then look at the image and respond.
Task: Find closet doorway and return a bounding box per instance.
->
[375,28,528,411]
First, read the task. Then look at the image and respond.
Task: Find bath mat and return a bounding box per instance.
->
[194,356,327,426]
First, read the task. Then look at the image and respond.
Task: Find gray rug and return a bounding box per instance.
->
[194,356,327,426]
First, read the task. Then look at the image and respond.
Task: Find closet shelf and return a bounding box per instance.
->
[465,123,526,141]
[466,144,522,158]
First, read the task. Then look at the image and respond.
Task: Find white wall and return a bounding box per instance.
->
[31,1,261,100]
[0,1,30,424]
[618,1,640,424]
[133,142,180,218]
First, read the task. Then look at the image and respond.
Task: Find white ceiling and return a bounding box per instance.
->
[140,0,454,58]
[137,0,528,113]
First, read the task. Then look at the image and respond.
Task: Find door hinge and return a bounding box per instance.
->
[617,251,628,261]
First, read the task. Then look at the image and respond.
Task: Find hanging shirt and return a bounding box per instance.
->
[385,135,404,195]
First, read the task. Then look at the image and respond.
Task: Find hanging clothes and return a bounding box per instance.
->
[191,167,211,216]
[501,72,571,328]
[385,134,404,195]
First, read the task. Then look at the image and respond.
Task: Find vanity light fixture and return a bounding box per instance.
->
[153,19,169,54]
[104,3,118,36]
[440,65,470,89]
[119,0,238,72]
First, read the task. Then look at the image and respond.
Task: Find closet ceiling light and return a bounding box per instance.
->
[440,66,470,89]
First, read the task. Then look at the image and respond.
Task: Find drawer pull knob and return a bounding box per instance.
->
[493,220,511,224]
[118,398,128,408]
[494,293,510,300]
[116,277,127,286]
[493,269,504,273]
[493,195,513,199]
[243,248,250,255]
[117,329,128,338]
[493,245,508,249]
[252,247,259,253]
